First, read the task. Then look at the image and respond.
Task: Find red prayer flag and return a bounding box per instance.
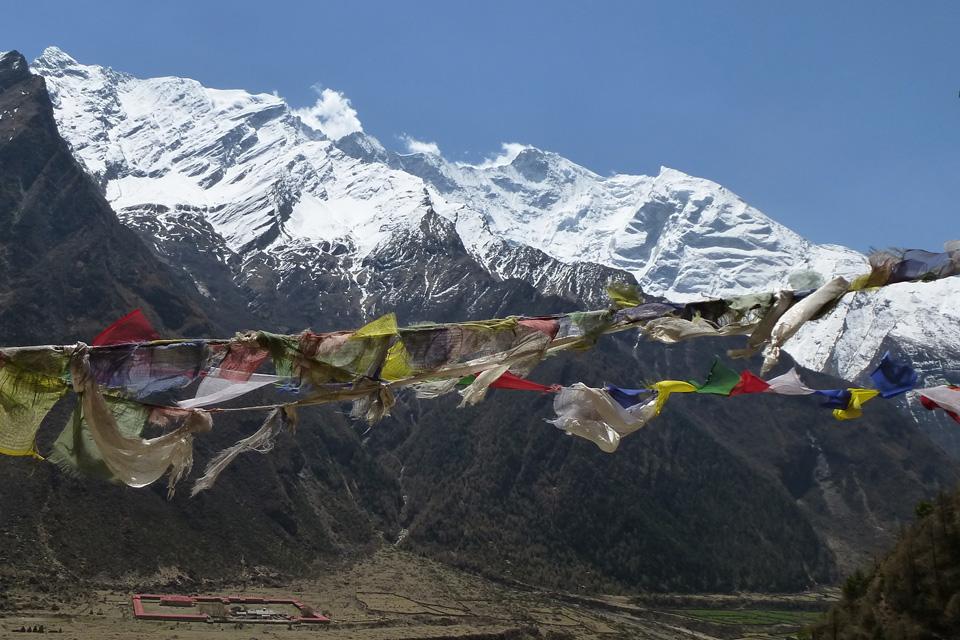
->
[92,309,161,346]
[216,344,270,381]
[518,318,560,339]
[730,370,771,396]
[920,394,960,425]
[490,371,558,393]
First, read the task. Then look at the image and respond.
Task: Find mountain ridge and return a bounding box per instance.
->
[31,45,866,301]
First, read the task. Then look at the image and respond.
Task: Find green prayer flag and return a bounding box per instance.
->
[607,282,643,309]
[567,311,615,349]
[0,350,69,458]
[691,359,741,396]
[49,396,150,479]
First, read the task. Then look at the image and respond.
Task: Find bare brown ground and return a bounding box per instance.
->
[0,547,828,640]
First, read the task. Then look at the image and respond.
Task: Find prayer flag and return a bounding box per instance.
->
[92,309,160,346]
[177,370,284,409]
[489,371,556,393]
[918,386,960,425]
[834,388,880,420]
[604,385,653,409]
[49,397,151,479]
[869,352,918,398]
[549,383,658,453]
[650,380,698,415]
[730,370,770,396]
[606,282,643,309]
[764,368,816,395]
[815,388,851,409]
[692,359,741,396]
[518,318,560,339]
[0,349,69,458]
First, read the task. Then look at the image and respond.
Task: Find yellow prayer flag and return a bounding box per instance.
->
[351,313,399,339]
[833,388,880,421]
[0,366,66,458]
[650,380,698,415]
[380,342,413,381]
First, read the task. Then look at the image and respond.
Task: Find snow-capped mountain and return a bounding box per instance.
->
[33,46,866,301]
[30,46,960,453]
[366,138,869,299]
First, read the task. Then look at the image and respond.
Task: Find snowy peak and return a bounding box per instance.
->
[31,46,81,73]
[611,167,868,297]
[34,49,432,258]
[390,140,867,299]
[33,46,873,303]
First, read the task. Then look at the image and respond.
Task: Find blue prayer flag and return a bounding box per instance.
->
[869,352,918,398]
[604,385,653,409]
[815,388,851,409]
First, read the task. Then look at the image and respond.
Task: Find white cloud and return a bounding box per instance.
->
[399,133,441,156]
[461,142,531,170]
[292,85,363,140]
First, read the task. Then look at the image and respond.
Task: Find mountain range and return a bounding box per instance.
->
[0,47,958,595]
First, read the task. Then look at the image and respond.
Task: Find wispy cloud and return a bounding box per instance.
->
[398,133,441,155]
[462,142,531,169]
[292,84,363,140]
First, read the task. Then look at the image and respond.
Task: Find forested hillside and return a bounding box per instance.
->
[811,489,960,638]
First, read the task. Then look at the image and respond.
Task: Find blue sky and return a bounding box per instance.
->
[3,1,957,251]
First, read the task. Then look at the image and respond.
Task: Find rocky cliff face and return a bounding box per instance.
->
[0,50,216,345]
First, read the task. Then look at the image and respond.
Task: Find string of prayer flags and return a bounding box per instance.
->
[552,355,920,454]
[0,243,958,495]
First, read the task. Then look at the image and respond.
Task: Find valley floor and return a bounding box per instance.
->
[0,548,835,640]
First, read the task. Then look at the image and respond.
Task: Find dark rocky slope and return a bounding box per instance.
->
[375,337,958,592]
[0,51,215,344]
